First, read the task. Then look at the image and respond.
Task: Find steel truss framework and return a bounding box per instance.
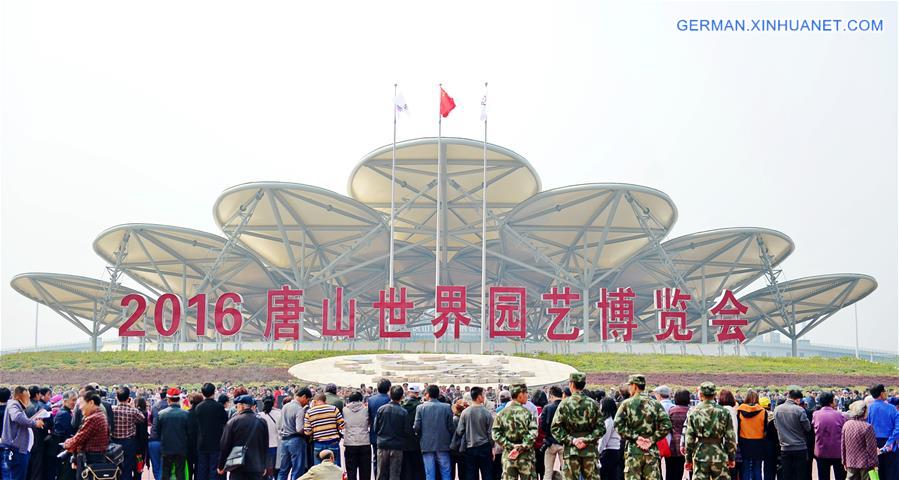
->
[11,138,878,354]
[738,274,877,356]
[611,228,795,342]
[10,273,155,352]
[92,224,281,349]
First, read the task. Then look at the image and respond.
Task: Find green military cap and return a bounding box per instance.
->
[569,372,586,383]
[627,374,646,387]
[510,384,528,396]
[700,381,717,396]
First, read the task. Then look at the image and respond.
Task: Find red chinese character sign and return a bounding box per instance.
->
[117,285,758,344]
[709,290,749,342]
[654,288,694,342]
[542,287,580,341]
[265,285,303,340]
[433,286,471,339]
[489,286,527,338]
[596,287,637,341]
[321,287,356,338]
[373,287,413,339]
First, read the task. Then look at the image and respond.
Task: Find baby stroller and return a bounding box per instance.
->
[58,443,124,480]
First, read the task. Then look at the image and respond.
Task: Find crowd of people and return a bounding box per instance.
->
[0,377,896,480]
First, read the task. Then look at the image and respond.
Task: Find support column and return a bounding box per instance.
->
[435,140,447,353]
[757,235,795,356]
[701,266,708,344]
[582,287,589,344]
[91,301,99,352]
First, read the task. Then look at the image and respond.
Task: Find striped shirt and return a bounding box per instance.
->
[303,403,344,442]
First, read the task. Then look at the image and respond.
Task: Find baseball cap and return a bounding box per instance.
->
[408,384,422,394]
[654,385,671,397]
[759,397,771,408]
[166,388,181,399]
[234,395,256,406]
[499,390,512,401]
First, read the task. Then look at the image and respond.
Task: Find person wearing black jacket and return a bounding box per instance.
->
[195,383,229,480]
[763,398,780,480]
[51,391,77,480]
[375,385,408,480]
[25,386,49,480]
[72,384,115,435]
[134,397,150,480]
[218,395,269,480]
[400,386,424,480]
[539,386,563,480]
[187,393,203,480]
[156,389,191,480]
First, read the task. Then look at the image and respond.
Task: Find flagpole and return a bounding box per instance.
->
[388,84,398,351]
[479,82,488,355]
[435,83,442,352]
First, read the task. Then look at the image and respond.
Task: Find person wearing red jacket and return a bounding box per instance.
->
[64,392,110,478]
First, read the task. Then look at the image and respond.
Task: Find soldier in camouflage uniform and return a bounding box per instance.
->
[683,382,736,480]
[551,372,605,480]
[613,374,672,480]
[491,383,538,480]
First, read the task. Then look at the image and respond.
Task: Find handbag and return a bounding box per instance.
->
[103,443,124,465]
[449,432,463,454]
[656,437,672,457]
[223,417,263,472]
[81,462,119,480]
[868,469,880,480]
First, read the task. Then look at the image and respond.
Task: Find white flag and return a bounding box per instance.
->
[480,93,487,122]
[394,91,409,116]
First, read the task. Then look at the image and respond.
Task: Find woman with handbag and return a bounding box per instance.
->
[666,390,690,480]
[598,397,622,480]
[134,397,150,480]
[841,401,879,480]
[736,391,767,480]
[258,396,283,480]
[718,389,740,480]
[218,395,270,480]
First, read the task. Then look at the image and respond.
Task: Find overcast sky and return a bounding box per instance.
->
[2,1,897,352]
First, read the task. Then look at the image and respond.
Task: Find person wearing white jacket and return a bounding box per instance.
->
[343,391,371,480]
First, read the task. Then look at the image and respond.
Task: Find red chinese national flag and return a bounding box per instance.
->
[439,87,456,118]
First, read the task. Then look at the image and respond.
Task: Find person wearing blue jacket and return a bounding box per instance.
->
[0,386,45,480]
[867,384,899,479]
[367,379,392,476]
[413,385,454,480]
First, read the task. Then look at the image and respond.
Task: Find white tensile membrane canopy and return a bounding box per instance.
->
[10,273,159,343]
[93,224,277,338]
[502,183,678,289]
[214,182,390,289]
[611,227,795,341]
[10,137,878,350]
[215,182,403,339]
[348,137,541,253]
[738,274,877,340]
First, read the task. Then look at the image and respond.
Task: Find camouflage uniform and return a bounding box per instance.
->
[550,372,605,480]
[683,382,736,480]
[613,375,672,480]
[491,384,538,480]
